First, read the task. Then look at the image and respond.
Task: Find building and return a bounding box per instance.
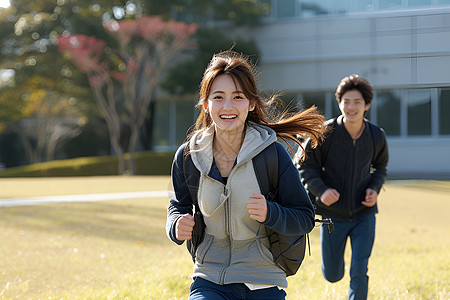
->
[155,0,450,179]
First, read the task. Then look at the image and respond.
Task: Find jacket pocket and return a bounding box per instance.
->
[256,237,277,265]
[196,234,214,264]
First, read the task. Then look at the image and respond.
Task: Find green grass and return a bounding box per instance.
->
[0,177,449,299]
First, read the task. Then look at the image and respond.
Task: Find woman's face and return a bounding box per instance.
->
[204,74,254,137]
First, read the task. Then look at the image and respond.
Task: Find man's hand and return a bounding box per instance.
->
[362,188,378,207]
[320,188,340,206]
[175,214,195,241]
[247,193,268,222]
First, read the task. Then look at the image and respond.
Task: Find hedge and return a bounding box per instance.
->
[0,151,175,178]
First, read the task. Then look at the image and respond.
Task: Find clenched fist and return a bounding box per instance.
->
[320,188,340,206]
[247,193,268,222]
[175,214,195,241]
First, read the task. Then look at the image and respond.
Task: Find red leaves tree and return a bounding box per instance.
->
[58,16,197,174]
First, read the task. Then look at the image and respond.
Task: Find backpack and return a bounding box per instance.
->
[183,142,307,277]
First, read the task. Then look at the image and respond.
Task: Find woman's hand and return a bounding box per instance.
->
[247,193,268,222]
[175,214,195,241]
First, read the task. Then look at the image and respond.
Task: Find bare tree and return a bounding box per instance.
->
[1,77,84,164]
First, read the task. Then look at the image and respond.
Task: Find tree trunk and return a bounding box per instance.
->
[9,122,34,165]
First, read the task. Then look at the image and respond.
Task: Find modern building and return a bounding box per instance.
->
[155,0,450,179]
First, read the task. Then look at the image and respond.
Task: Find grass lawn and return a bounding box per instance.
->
[0,176,449,299]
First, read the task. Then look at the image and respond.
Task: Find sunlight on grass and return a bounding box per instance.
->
[0,177,449,299]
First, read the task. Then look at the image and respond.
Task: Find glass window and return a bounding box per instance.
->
[274,92,301,116]
[408,0,431,7]
[277,0,296,18]
[407,89,431,136]
[300,92,326,115]
[439,89,450,135]
[333,0,349,14]
[332,98,341,118]
[376,91,401,136]
[379,0,402,10]
[153,101,171,147]
[175,100,196,145]
[352,0,374,13]
[300,1,329,17]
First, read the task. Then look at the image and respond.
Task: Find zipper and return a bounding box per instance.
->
[219,169,234,284]
[349,139,357,220]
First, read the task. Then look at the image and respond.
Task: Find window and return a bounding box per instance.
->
[153,101,171,147]
[300,92,326,115]
[407,89,431,136]
[408,0,431,7]
[352,0,374,13]
[377,91,401,136]
[300,1,329,17]
[439,89,450,135]
[379,0,402,10]
[331,98,341,118]
[175,100,196,145]
[276,0,296,18]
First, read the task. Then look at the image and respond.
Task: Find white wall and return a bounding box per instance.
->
[242,8,450,179]
[387,138,450,179]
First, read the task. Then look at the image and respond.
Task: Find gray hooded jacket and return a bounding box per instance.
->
[167,123,315,288]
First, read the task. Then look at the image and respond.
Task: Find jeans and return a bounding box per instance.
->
[320,213,376,300]
[188,277,286,300]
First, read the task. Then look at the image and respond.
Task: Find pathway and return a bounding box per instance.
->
[0,190,172,207]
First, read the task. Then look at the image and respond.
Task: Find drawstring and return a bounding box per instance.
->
[256,224,262,236]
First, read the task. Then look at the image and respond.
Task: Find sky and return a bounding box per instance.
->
[0,0,10,9]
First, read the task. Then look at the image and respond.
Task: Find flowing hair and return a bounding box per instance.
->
[188,50,326,160]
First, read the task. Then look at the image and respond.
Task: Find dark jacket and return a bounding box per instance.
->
[297,115,389,222]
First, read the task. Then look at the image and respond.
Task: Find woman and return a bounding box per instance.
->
[166,50,326,299]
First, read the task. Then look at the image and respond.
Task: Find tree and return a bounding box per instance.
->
[0,0,103,166]
[0,0,265,169]
[161,27,259,97]
[0,75,85,164]
[58,16,197,174]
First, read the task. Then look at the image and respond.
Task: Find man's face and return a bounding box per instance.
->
[339,89,370,124]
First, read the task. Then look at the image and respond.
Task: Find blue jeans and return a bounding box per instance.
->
[188,277,286,300]
[320,213,376,300]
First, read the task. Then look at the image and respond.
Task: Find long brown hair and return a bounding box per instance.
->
[190,50,326,159]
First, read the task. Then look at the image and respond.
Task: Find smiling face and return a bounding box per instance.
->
[339,89,371,124]
[204,74,254,136]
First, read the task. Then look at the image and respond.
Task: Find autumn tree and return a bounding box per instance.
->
[58,16,197,174]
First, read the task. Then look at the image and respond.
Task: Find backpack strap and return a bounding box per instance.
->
[320,118,337,167]
[253,143,278,202]
[182,144,200,207]
[366,121,384,164]
[182,144,204,262]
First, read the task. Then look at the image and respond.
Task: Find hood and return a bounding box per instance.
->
[189,123,277,174]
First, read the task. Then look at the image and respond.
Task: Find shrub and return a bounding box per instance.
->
[0,151,175,177]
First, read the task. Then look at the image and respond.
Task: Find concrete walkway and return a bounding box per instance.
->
[0,190,172,207]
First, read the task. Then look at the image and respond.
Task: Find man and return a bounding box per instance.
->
[296,74,389,300]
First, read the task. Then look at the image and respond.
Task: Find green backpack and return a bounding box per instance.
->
[183,142,308,276]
